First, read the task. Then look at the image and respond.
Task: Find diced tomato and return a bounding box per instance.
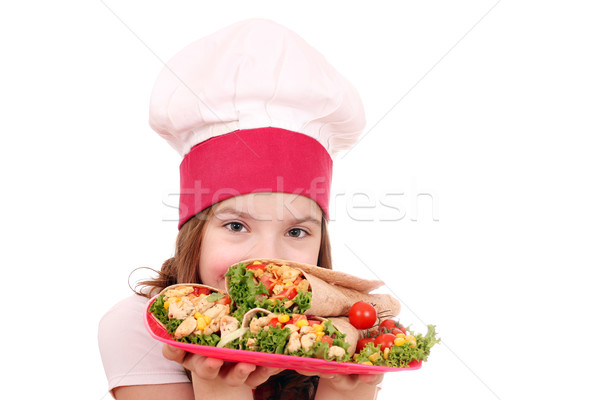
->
[193,287,212,296]
[216,295,232,305]
[273,286,297,300]
[307,320,321,327]
[246,263,266,272]
[259,274,276,291]
[269,317,281,327]
[283,287,297,300]
[320,335,333,346]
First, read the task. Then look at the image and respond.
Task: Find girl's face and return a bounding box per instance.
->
[199,193,323,290]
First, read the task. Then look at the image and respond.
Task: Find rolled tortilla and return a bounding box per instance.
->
[231,259,400,317]
[240,308,360,356]
[150,283,228,332]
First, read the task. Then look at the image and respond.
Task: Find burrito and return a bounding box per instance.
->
[225,259,400,320]
[216,308,359,361]
[148,283,240,347]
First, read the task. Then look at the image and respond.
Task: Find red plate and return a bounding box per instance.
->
[144,296,421,374]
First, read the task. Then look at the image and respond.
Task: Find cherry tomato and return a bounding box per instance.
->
[348,301,377,329]
[216,295,232,305]
[320,335,333,346]
[356,337,375,352]
[374,333,396,351]
[379,319,406,334]
[268,317,281,327]
[193,287,212,296]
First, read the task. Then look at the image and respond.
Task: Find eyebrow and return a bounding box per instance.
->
[214,206,321,226]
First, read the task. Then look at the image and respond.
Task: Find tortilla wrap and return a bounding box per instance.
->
[151,283,227,331]
[232,259,400,317]
[241,308,360,355]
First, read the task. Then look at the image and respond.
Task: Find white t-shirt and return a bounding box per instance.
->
[98,294,190,397]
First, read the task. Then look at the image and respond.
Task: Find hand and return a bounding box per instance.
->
[163,344,283,390]
[318,373,384,391]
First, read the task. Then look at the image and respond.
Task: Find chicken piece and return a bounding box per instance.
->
[203,304,229,320]
[163,286,194,299]
[219,316,239,338]
[280,267,301,283]
[192,296,213,314]
[300,325,314,334]
[168,297,195,319]
[203,318,220,335]
[285,324,299,333]
[327,345,346,360]
[250,316,272,334]
[272,284,284,295]
[286,332,301,353]
[174,315,197,339]
[300,333,317,352]
[296,280,310,293]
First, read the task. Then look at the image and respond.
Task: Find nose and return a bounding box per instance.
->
[245,234,284,260]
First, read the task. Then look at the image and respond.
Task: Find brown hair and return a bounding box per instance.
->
[139,204,332,399]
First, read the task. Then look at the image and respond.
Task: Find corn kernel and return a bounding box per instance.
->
[196,318,207,330]
[194,312,202,319]
[394,338,406,346]
[313,324,324,332]
[203,315,212,324]
[316,332,325,339]
[353,354,359,361]
[164,301,170,310]
[175,297,182,303]
[383,348,390,360]
[368,352,381,362]
[361,361,373,366]
[406,335,416,342]
[278,314,290,323]
[296,319,309,328]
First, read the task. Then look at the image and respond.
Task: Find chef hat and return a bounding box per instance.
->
[149,19,365,229]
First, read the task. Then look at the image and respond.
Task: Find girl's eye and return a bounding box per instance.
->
[225,222,247,232]
[287,228,308,238]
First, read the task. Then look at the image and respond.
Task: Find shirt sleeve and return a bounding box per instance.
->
[98,294,190,397]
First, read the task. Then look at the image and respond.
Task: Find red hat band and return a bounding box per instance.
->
[178,127,333,229]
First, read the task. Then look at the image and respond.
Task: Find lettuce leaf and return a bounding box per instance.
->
[241,325,291,354]
[226,263,269,320]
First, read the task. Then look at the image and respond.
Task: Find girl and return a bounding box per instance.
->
[99,19,384,399]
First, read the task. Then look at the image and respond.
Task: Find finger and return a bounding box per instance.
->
[245,367,283,388]
[357,373,384,385]
[162,344,186,364]
[328,374,360,391]
[188,356,225,381]
[221,362,257,387]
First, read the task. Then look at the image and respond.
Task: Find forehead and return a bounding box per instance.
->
[213,193,322,222]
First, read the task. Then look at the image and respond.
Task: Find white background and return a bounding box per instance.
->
[1,1,599,399]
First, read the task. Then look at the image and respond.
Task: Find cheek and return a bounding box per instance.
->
[198,229,249,288]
